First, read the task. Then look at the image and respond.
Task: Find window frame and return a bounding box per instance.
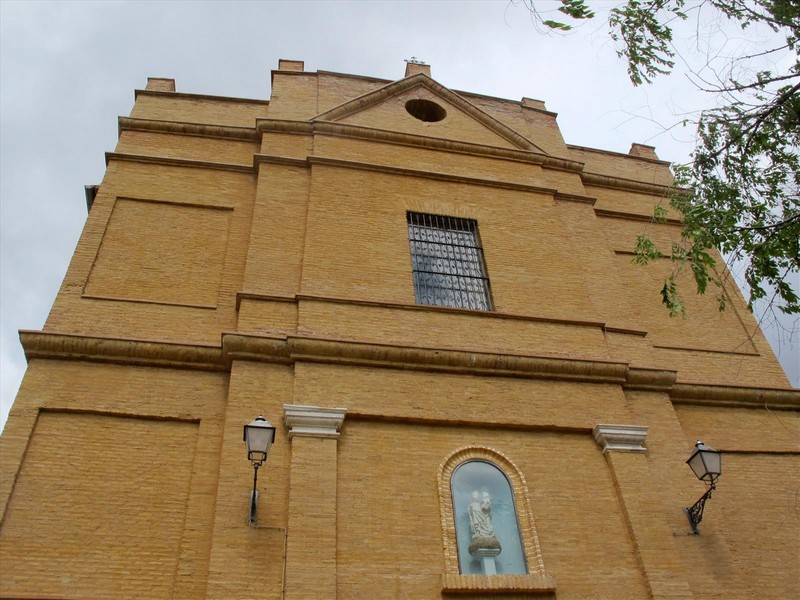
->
[407,211,494,311]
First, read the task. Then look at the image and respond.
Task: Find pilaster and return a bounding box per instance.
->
[593,424,695,600]
[283,404,346,599]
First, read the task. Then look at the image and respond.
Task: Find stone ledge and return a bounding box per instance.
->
[254,119,586,173]
[442,572,556,594]
[118,116,259,141]
[582,171,676,196]
[274,335,628,384]
[20,330,225,371]
[671,383,800,409]
[105,152,254,173]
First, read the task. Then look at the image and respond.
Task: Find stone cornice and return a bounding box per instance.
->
[311,121,552,166]
[21,331,794,405]
[222,334,292,365]
[133,88,270,106]
[568,143,671,166]
[255,119,586,173]
[670,383,800,409]
[118,117,259,141]
[623,368,678,391]
[256,119,314,135]
[581,171,674,197]
[19,331,225,371]
[224,333,630,384]
[105,152,254,174]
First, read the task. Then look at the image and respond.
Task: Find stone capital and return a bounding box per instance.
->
[283,404,346,439]
[593,424,648,454]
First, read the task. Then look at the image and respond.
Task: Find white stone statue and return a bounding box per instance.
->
[468,490,496,539]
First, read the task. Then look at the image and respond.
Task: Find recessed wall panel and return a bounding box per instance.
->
[85,198,231,307]
[0,412,198,599]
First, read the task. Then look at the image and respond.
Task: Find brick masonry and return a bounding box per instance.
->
[1,60,798,599]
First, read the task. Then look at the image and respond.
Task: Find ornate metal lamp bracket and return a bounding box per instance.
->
[684,483,715,534]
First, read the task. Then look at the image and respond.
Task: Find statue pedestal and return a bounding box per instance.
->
[470,535,502,575]
[472,547,501,575]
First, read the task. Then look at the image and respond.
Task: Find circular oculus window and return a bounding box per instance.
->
[405,99,447,122]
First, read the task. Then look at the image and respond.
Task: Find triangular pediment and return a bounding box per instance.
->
[312,73,545,153]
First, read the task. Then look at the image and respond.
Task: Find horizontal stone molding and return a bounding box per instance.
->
[22,332,793,409]
[255,118,586,173]
[568,142,671,166]
[593,424,649,454]
[582,171,675,197]
[313,121,552,166]
[105,152,255,174]
[253,152,583,198]
[441,572,556,594]
[118,116,259,141]
[226,333,629,384]
[256,119,314,135]
[623,368,678,391]
[222,334,292,365]
[20,331,225,371]
[283,404,346,439]
[671,383,800,409]
[134,88,270,106]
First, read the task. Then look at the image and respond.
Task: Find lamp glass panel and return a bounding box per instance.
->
[245,423,275,457]
[701,451,721,478]
[687,450,707,480]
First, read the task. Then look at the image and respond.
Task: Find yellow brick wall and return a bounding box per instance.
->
[337,421,649,599]
[130,92,269,127]
[117,130,258,166]
[84,197,232,307]
[45,160,256,343]
[1,412,198,599]
[2,64,797,600]
[1,360,227,599]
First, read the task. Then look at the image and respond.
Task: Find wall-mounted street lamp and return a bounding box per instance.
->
[684,440,722,534]
[243,416,276,525]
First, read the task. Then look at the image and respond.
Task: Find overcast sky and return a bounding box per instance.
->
[1,0,797,431]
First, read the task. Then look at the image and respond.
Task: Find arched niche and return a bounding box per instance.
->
[437,446,555,593]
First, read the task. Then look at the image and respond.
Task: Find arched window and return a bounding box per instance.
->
[437,446,555,594]
[451,460,526,575]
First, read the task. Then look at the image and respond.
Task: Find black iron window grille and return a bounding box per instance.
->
[407,212,493,311]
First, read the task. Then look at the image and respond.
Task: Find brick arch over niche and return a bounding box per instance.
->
[437,446,554,592]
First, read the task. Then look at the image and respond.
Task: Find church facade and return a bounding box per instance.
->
[1,59,797,599]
